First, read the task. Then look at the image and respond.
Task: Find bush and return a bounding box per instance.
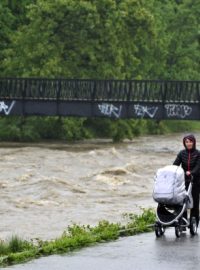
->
[1,116,200,142]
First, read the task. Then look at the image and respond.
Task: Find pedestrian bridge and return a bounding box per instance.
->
[0,78,200,120]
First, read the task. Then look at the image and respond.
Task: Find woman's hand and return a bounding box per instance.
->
[186,171,191,176]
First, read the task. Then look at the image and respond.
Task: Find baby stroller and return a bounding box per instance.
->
[153,165,197,238]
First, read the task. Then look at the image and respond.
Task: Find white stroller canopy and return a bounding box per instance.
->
[153,165,187,205]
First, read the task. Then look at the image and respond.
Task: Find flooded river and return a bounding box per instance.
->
[0,133,195,240]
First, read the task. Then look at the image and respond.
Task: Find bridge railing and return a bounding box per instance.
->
[0,78,200,102]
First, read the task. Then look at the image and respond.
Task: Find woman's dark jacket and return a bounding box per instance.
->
[173,134,200,184]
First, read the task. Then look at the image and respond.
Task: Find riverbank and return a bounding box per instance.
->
[0,209,155,267]
[1,116,200,143]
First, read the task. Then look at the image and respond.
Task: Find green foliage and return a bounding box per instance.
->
[145,120,168,135]
[112,120,133,142]
[0,241,9,256]
[0,208,155,267]
[0,3,15,75]
[5,250,38,265]
[91,220,120,241]
[0,116,90,142]
[0,0,155,79]
[1,116,200,142]
[8,236,33,253]
[0,117,21,141]
[1,0,200,79]
[62,118,91,140]
[160,0,200,80]
[162,120,200,133]
[126,208,156,228]
[0,236,34,256]
[84,118,143,142]
[121,208,156,236]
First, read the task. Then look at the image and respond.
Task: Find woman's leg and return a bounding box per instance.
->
[184,182,189,221]
[190,184,200,226]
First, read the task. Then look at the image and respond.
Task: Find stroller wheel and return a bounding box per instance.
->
[155,223,165,237]
[190,217,197,236]
[175,226,181,238]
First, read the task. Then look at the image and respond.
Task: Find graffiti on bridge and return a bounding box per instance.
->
[134,103,193,119]
[0,101,16,115]
[134,104,158,118]
[0,100,193,119]
[98,103,122,118]
[165,104,192,119]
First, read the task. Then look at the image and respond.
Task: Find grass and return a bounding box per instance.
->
[0,208,156,267]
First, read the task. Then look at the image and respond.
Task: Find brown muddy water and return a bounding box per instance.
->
[0,134,195,240]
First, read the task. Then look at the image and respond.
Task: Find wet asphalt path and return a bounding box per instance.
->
[3,229,200,270]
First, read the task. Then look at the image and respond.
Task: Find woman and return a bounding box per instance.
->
[173,134,200,227]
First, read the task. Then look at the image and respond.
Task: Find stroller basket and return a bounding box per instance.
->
[157,203,186,225]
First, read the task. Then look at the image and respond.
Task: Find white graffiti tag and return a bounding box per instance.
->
[165,104,192,119]
[0,101,16,115]
[134,104,158,118]
[98,103,122,118]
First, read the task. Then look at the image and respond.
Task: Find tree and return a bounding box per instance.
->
[155,0,200,80]
[0,0,34,76]
[2,0,156,79]
[2,0,200,80]
[0,3,14,75]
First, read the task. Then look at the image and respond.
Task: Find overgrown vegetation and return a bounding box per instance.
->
[0,116,200,142]
[0,209,155,267]
[1,0,200,80]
